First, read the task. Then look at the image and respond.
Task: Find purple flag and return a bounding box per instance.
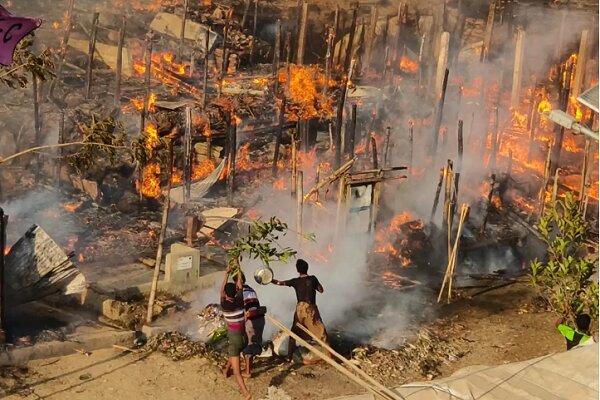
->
[0,5,42,66]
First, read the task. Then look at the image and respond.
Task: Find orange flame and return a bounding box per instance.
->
[63,203,80,212]
[399,56,418,74]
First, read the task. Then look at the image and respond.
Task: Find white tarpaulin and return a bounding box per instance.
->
[332,344,599,400]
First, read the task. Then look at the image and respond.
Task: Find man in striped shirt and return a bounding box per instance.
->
[238,274,266,378]
[220,265,252,400]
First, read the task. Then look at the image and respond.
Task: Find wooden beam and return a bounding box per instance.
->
[297,0,308,65]
[178,0,190,61]
[227,117,237,206]
[364,5,378,72]
[296,170,304,241]
[304,158,355,201]
[114,16,126,108]
[510,28,526,108]
[572,30,590,99]
[184,106,193,203]
[85,12,100,99]
[435,32,450,99]
[273,19,281,96]
[480,1,495,62]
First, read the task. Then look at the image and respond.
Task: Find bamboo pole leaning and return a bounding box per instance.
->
[437,203,470,304]
[265,315,403,400]
[295,323,404,400]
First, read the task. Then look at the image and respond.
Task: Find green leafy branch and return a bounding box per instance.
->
[0,35,55,88]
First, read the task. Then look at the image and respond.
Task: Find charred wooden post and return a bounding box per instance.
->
[32,75,41,181]
[0,208,5,342]
[335,51,356,167]
[551,61,574,174]
[332,6,341,68]
[141,32,154,133]
[538,143,552,219]
[510,28,526,108]
[314,164,321,203]
[554,11,567,63]
[85,12,100,99]
[333,174,348,245]
[186,215,199,246]
[481,173,496,231]
[48,0,75,98]
[183,107,193,203]
[507,148,513,179]
[323,26,334,96]
[178,0,190,61]
[393,3,405,63]
[443,160,454,226]
[296,170,304,241]
[343,8,358,78]
[572,30,590,99]
[146,140,174,325]
[273,19,281,96]
[455,120,464,196]
[202,27,210,108]
[579,139,591,205]
[297,0,308,65]
[370,134,378,169]
[480,1,495,62]
[430,167,445,221]
[435,32,450,99]
[291,135,298,196]
[490,106,499,172]
[114,16,126,108]
[57,112,65,187]
[284,32,291,96]
[417,34,425,88]
[272,98,286,176]
[241,0,250,29]
[551,168,561,204]
[348,103,357,159]
[526,76,537,130]
[227,117,237,206]
[408,122,414,172]
[251,0,259,63]
[383,126,391,166]
[528,93,541,162]
[431,68,449,154]
[364,5,378,72]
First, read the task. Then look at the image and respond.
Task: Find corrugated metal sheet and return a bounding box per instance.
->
[577,85,599,113]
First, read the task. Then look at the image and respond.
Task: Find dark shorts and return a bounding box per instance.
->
[243,316,265,356]
[227,329,247,357]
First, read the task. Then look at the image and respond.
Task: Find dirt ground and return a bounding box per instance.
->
[0,280,568,400]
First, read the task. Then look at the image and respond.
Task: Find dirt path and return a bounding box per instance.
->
[3,281,566,400]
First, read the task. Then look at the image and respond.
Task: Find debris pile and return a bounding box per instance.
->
[351,330,464,384]
[145,331,221,362]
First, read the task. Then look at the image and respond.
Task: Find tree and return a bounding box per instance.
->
[530,192,598,326]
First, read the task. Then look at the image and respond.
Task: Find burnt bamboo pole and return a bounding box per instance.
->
[510,28,526,108]
[343,8,358,77]
[481,173,496,232]
[435,32,450,99]
[526,76,537,130]
[273,19,281,97]
[579,139,591,205]
[227,116,237,206]
[291,135,298,196]
[297,0,308,65]
[183,106,192,203]
[383,126,391,166]
[57,112,65,188]
[480,1,495,62]
[202,27,210,108]
[241,0,250,29]
[314,164,320,203]
[296,170,304,241]
[364,5,378,72]
[507,148,513,179]
[455,120,463,200]
[370,134,378,169]
[408,122,414,172]
[272,98,286,176]
[219,12,232,97]
[114,16,126,108]
[333,174,348,245]
[417,34,425,88]
[538,143,552,218]
[528,93,541,162]
[140,32,153,134]
[430,167,445,221]
[393,3,404,63]
[551,168,561,204]
[178,0,190,61]
[431,68,449,155]
[572,30,590,99]
[48,0,75,98]
[250,0,259,63]
[443,160,454,226]
[284,32,291,96]
[85,12,99,99]
[348,103,357,159]
[323,26,334,96]
[551,61,573,174]
[332,6,341,68]
[146,140,174,325]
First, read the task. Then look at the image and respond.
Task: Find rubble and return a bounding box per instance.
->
[144,331,221,362]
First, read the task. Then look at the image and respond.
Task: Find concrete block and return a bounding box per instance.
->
[165,242,200,288]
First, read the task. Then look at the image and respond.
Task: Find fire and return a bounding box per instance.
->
[138,163,162,198]
[192,159,217,180]
[399,56,418,74]
[52,21,60,29]
[512,110,528,129]
[246,209,260,220]
[63,203,80,212]
[373,212,419,266]
[144,123,160,152]
[171,168,183,185]
[281,65,334,120]
[272,176,286,190]
[78,253,84,262]
[131,93,157,112]
[4,246,9,256]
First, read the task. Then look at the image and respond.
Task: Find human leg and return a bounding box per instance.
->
[230,355,252,400]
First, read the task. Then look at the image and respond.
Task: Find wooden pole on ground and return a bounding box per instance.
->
[272,98,286,176]
[48,0,75,98]
[202,27,210,108]
[114,16,126,108]
[266,315,399,400]
[579,140,591,205]
[572,30,590,99]
[183,106,192,203]
[85,12,99,99]
[273,19,281,96]
[435,32,450,99]
[141,31,153,133]
[178,0,190,61]
[227,116,237,206]
[146,140,174,325]
[431,167,445,221]
[297,0,308,65]
[296,170,304,241]
[510,28,526,108]
[480,1,495,62]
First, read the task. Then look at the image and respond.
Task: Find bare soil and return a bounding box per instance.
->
[1,281,566,400]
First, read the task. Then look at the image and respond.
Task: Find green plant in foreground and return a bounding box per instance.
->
[530,192,598,326]
[227,217,315,270]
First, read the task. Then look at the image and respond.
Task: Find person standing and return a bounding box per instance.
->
[236,273,266,378]
[271,259,328,359]
[220,266,252,400]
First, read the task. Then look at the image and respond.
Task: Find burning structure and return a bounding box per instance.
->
[0,0,597,375]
